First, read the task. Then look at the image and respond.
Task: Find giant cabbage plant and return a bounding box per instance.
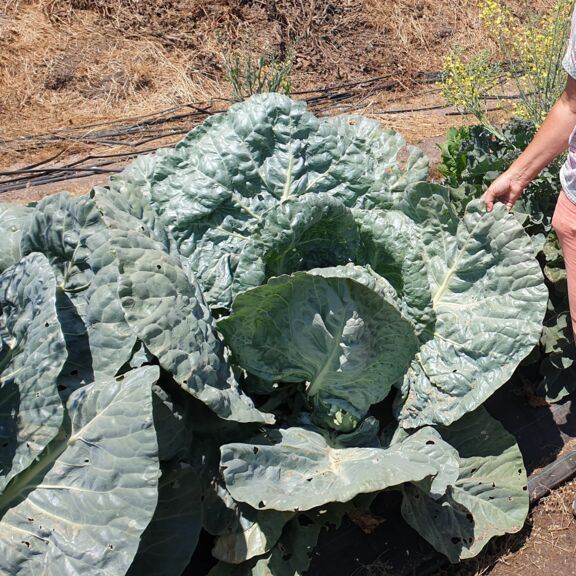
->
[0,94,548,575]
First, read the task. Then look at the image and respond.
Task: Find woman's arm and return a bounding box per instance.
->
[484,76,576,211]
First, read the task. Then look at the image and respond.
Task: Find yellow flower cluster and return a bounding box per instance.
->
[442,50,497,112]
[441,0,572,131]
[479,0,513,32]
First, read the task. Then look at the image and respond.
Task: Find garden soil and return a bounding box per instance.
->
[2,1,576,575]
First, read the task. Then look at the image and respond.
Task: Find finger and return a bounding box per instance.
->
[483,189,495,212]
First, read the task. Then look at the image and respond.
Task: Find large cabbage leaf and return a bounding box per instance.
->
[109,230,273,425]
[220,426,456,512]
[400,407,528,562]
[219,271,418,417]
[0,366,160,576]
[108,93,427,308]
[0,204,33,273]
[356,185,548,428]
[0,253,67,493]
[20,192,136,389]
[127,463,203,576]
[354,207,434,332]
[90,184,171,252]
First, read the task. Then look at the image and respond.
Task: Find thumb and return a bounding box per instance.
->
[483,190,495,213]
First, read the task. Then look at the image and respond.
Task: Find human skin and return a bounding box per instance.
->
[484,75,576,211]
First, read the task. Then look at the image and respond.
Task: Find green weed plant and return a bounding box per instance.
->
[221,49,294,102]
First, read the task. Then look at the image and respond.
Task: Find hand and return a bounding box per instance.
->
[483,172,526,212]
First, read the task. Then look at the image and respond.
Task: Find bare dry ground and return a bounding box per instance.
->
[1,1,575,575]
[0,0,552,170]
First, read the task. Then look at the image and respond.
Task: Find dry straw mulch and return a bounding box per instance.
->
[0,0,557,168]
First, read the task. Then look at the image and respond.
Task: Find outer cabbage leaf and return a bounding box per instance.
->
[127,462,202,576]
[90,184,171,252]
[202,478,245,537]
[0,204,33,273]
[390,426,460,499]
[400,407,528,562]
[313,115,428,209]
[219,272,418,416]
[537,308,576,403]
[110,230,273,425]
[220,426,455,512]
[208,509,348,576]
[0,254,67,493]
[19,192,136,389]
[111,93,427,307]
[0,366,160,576]
[393,187,548,428]
[152,383,194,463]
[20,193,102,292]
[212,508,293,564]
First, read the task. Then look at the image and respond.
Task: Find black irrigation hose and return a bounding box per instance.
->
[0,74,431,149]
[528,450,576,504]
[0,170,123,193]
[0,103,222,145]
[0,71,525,193]
[0,166,122,176]
[17,150,66,171]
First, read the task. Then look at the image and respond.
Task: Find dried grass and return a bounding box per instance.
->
[0,0,562,167]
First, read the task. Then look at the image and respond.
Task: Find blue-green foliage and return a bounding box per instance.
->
[437,119,573,403]
[0,95,549,575]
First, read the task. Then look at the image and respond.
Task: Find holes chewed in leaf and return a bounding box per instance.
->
[396,145,410,172]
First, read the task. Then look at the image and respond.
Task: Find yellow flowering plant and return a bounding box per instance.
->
[441,48,504,139]
[441,0,573,136]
